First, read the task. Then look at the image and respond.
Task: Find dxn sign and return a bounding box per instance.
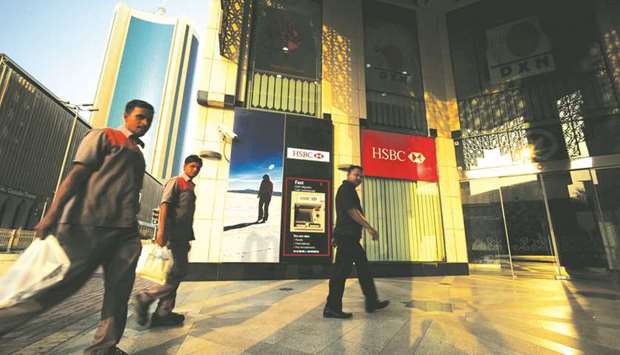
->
[361,129,438,182]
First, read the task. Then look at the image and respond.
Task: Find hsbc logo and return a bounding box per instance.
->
[371,146,426,164]
[287,148,330,163]
[362,129,437,182]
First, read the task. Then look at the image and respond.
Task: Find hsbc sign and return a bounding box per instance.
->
[362,130,438,182]
[371,147,427,164]
[287,147,330,163]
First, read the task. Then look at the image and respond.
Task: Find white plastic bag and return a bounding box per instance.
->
[0,235,71,309]
[136,244,173,285]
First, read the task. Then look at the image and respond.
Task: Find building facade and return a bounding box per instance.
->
[91,3,199,178]
[187,0,620,279]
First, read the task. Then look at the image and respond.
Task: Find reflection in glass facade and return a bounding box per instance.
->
[108,17,174,169]
[450,0,620,275]
[363,0,426,134]
[247,0,322,117]
[448,0,620,170]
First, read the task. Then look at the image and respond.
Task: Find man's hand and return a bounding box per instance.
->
[35,214,57,239]
[155,229,167,247]
[367,227,379,241]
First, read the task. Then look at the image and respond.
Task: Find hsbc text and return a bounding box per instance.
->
[372,146,406,161]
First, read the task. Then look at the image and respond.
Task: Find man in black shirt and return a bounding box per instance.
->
[324,165,389,319]
[257,174,273,223]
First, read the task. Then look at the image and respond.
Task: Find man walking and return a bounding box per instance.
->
[0,99,154,355]
[257,174,273,223]
[134,155,202,327]
[324,165,389,319]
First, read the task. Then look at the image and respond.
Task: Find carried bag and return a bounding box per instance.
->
[0,235,71,309]
[136,244,174,285]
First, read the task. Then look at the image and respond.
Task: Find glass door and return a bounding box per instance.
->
[463,167,620,279]
[590,168,620,272]
[461,175,563,278]
[461,178,513,276]
[500,175,560,278]
[540,170,607,273]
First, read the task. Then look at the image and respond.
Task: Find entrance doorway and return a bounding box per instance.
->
[461,166,620,279]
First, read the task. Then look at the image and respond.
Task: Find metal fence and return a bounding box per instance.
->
[0,225,157,253]
[0,228,36,252]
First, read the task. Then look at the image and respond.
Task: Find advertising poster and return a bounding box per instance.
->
[281,115,333,263]
[222,109,285,262]
[282,177,330,257]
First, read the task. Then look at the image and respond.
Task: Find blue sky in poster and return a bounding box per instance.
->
[228,110,285,193]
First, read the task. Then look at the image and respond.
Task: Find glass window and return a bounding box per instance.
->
[362,0,426,133]
[251,0,321,79]
[448,0,620,168]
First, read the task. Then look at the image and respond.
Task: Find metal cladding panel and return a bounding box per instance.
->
[0,61,72,196]
[362,177,445,262]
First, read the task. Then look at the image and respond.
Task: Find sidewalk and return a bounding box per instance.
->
[2,273,619,354]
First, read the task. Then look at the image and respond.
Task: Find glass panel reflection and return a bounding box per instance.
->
[461,179,511,273]
[591,168,620,271]
[542,170,607,271]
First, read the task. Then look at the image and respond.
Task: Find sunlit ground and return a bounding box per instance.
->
[3,273,619,354]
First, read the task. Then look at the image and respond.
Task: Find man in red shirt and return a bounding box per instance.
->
[134,155,202,328]
[0,99,153,355]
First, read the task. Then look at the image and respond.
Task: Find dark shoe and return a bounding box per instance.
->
[150,312,185,327]
[133,294,153,326]
[106,346,128,355]
[323,306,352,319]
[366,300,390,313]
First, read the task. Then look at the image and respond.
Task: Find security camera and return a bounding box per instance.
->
[218,125,238,142]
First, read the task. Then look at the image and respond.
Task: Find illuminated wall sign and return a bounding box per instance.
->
[486,16,555,83]
[281,116,333,263]
[286,147,330,163]
[361,129,438,182]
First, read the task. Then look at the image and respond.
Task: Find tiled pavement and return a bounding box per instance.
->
[2,273,620,354]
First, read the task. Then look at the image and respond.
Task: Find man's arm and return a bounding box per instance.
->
[35,164,92,238]
[347,208,379,240]
[155,203,169,247]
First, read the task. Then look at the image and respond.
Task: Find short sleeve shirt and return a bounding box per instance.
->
[161,175,196,242]
[333,180,363,239]
[59,128,146,228]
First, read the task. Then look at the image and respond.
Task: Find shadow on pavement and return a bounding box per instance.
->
[223,221,260,231]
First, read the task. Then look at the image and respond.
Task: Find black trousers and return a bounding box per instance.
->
[258,197,271,221]
[326,237,378,311]
[0,224,141,355]
[137,241,190,316]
